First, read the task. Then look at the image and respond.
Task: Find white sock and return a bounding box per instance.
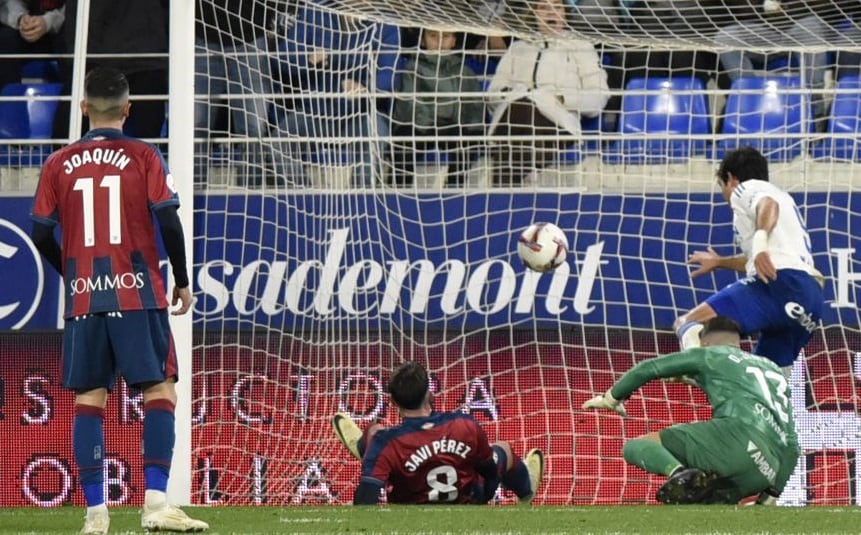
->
[86,503,108,518]
[145,489,168,509]
[677,322,704,350]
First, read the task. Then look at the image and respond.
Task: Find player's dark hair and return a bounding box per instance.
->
[388,361,429,410]
[700,316,742,339]
[84,67,129,120]
[716,146,769,184]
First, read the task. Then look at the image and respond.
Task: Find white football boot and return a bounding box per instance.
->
[80,509,110,535]
[518,448,545,505]
[332,412,363,461]
[141,503,209,532]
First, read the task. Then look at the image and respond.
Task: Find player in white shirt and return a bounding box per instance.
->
[674,146,824,376]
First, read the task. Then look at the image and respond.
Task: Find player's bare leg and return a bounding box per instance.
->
[140,380,208,532]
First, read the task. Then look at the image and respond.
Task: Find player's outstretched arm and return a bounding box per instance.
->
[582,390,626,416]
[687,247,746,277]
[583,350,708,416]
[616,350,705,395]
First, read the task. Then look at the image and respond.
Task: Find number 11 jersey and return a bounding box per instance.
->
[31,128,179,317]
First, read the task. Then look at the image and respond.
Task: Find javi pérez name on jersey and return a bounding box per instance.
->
[404,438,473,472]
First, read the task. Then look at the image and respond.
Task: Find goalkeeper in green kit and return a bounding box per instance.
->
[582,316,800,505]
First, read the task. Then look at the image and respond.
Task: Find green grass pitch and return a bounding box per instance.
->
[1,505,859,534]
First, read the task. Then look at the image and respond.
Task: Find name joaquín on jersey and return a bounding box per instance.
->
[404,438,472,472]
[62,148,131,175]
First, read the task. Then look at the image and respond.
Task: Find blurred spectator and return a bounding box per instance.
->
[715,0,834,118]
[278,0,400,186]
[196,0,288,141]
[0,0,65,88]
[461,32,510,82]
[400,27,509,80]
[487,0,608,185]
[55,0,168,140]
[195,1,292,185]
[461,0,512,78]
[390,29,485,186]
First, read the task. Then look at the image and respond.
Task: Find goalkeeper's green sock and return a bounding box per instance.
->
[622,438,683,476]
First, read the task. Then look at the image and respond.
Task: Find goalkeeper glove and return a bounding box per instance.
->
[581,389,627,416]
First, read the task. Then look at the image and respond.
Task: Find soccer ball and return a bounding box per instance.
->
[517,222,569,273]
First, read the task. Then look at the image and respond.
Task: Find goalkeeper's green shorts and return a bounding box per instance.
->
[660,417,797,501]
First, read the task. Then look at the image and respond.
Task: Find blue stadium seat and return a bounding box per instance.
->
[0,82,63,139]
[604,77,710,164]
[765,54,798,73]
[560,143,583,165]
[580,113,604,153]
[20,60,60,82]
[415,147,449,164]
[716,76,812,162]
[811,75,861,161]
[307,146,354,166]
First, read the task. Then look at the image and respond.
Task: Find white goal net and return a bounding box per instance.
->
[191,0,861,505]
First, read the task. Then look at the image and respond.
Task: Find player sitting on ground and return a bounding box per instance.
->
[332,361,544,505]
[674,146,824,377]
[582,316,800,505]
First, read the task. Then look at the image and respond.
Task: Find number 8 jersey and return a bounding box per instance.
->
[360,412,495,504]
[31,128,179,317]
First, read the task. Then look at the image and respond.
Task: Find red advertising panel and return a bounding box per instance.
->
[1,330,858,506]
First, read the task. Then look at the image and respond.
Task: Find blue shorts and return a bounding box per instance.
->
[62,309,178,391]
[706,269,823,367]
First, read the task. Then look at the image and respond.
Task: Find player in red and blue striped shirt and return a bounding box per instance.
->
[332,361,544,505]
[30,67,206,534]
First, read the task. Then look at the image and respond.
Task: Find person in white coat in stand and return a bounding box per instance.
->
[486,0,608,185]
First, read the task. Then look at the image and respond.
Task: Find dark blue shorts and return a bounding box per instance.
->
[62,309,178,391]
[705,268,824,367]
